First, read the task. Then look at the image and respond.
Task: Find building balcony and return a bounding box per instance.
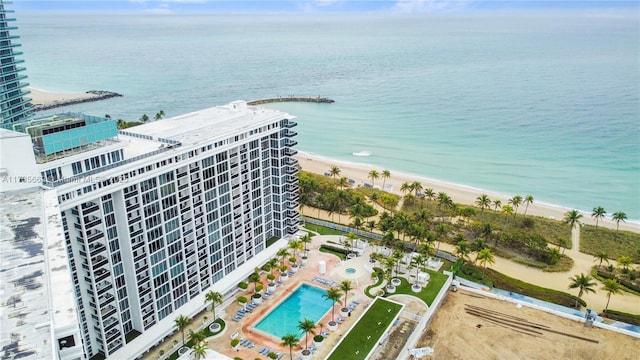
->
[283,148,298,156]
[283,139,298,147]
[284,175,297,184]
[284,166,299,175]
[285,200,299,210]
[95,268,111,282]
[101,305,117,317]
[283,130,298,138]
[283,121,298,128]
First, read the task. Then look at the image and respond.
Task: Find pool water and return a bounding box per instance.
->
[346,268,356,274]
[254,284,333,339]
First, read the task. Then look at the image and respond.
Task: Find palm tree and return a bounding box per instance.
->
[568,273,596,309]
[411,181,423,197]
[297,318,316,351]
[475,194,491,212]
[204,290,222,322]
[617,255,632,272]
[340,280,353,307]
[300,233,312,254]
[277,248,289,266]
[600,279,622,315]
[368,169,379,187]
[189,329,206,346]
[289,239,302,259]
[323,287,342,322]
[593,251,609,268]
[523,195,534,215]
[455,241,470,270]
[190,341,208,360]
[412,254,425,286]
[591,206,606,228]
[476,248,495,279]
[329,166,341,180]
[400,182,412,197]
[140,114,149,123]
[501,204,514,216]
[492,199,502,212]
[423,188,435,202]
[564,210,583,237]
[174,314,190,346]
[281,334,299,360]
[611,211,627,232]
[508,195,523,215]
[381,169,391,190]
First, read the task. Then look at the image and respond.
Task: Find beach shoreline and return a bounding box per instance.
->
[294,151,640,234]
[27,87,122,111]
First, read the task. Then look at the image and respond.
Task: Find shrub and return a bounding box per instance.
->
[238,282,248,290]
[320,243,350,256]
[313,335,324,342]
[267,273,275,281]
[231,338,240,347]
[238,296,247,304]
[268,352,277,360]
[159,350,164,356]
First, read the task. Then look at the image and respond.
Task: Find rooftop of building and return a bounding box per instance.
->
[0,188,77,359]
[123,101,293,147]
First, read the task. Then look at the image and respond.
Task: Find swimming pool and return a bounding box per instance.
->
[254,284,333,339]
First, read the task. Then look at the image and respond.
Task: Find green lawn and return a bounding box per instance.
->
[326,298,403,360]
[390,270,449,306]
[304,223,345,236]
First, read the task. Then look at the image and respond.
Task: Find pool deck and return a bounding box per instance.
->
[204,235,375,360]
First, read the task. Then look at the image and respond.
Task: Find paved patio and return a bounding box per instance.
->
[144,234,377,360]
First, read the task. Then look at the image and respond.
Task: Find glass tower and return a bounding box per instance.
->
[0,0,32,125]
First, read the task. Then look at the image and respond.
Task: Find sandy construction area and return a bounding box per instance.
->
[419,290,638,360]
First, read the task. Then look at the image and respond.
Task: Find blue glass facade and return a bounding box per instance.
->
[0,1,32,125]
[41,121,118,154]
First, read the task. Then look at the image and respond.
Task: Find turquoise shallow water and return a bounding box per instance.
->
[16,12,640,220]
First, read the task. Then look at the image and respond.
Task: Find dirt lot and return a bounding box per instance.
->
[417,290,638,360]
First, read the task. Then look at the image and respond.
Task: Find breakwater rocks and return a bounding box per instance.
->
[33,90,123,111]
[247,96,334,106]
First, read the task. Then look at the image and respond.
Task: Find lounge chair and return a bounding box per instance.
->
[259,347,266,354]
[232,317,240,322]
[248,342,255,348]
[310,345,317,352]
[277,353,283,359]
[352,299,360,304]
[321,331,330,337]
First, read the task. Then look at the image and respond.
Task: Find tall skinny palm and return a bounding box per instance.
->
[297,318,316,351]
[368,169,379,187]
[280,334,299,360]
[564,210,583,238]
[329,165,341,180]
[204,290,222,322]
[591,206,606,228]
[476,248,495,279]
[593,251,609,268]
[381,169,391,190]
[600,279,621,315]
[323,287,342,322]
[455,241,470,271]
[508,195,523,216]
[340,280,353,307]
[174,314,190,346]
[568,273,596,309]
[523,195,534,216]
[611,211,627,232]
[475,194,491,212]
[492,199,502,212]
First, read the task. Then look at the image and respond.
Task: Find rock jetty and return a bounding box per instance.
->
[247,96,334,106]
[33,90,123,111]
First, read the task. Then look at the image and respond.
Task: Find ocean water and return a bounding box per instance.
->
[16,12,640,220]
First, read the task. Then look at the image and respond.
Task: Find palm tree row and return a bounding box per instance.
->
[568,273,622,314]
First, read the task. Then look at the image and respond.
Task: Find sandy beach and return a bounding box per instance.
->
[27,87,95,105]
[295,152,640,233]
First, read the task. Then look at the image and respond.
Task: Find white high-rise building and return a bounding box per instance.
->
[1,100,300,359]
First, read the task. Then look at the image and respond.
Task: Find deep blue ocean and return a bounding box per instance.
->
[16,11,639,220]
